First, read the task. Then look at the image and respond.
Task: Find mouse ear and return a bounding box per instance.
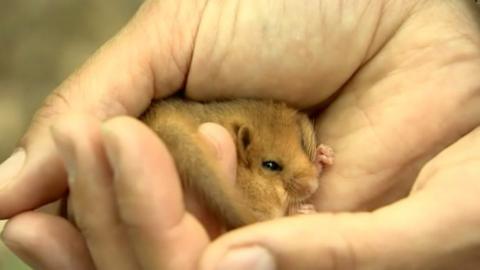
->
[233,123,252,165]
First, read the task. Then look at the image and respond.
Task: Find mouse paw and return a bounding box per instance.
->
[316,144,334,167]
[289,203,317,215]
[297,203,317,215]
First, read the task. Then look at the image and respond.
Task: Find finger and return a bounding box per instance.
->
[0,0,206,218]
[198,122,237,185]
[101,117,214,270]
[190,123,238,237]
[2,212,94,270]
[51,114,140,270]
[200,128,480,270]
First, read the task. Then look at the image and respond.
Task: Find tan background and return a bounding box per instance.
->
[0,1,142,268]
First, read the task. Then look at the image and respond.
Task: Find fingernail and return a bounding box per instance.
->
[0,149,26,187]
[215,246,276,270]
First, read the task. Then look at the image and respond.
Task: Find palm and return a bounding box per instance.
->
[312,59,471,211]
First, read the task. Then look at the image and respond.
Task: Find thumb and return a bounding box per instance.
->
[199,191,475,270]
[0,1,203,218]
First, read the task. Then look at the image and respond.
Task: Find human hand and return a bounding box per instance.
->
[199,127,480,270]
[195,1,480,269]
[2,0,480,269]
[0,0,425,217]
[4,114,235,269]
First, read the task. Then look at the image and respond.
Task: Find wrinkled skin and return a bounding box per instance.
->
[1,0,480,269]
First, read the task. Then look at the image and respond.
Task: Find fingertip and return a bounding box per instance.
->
[198,122,235,160]
[2,213,51,260]
[201,245,276,270]
[0,149,26,191]
[0,136,66,219]
[199,221,277,270]
[2,212,36,247]
[100,116,155,167]
[2,213,44,270]
[102,116,145,134]
[2,212,94,270]
[199,215,365,270]
[100,116,150,156]
[198,122,237,184]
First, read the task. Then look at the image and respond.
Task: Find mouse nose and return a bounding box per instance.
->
[292,177,319,200]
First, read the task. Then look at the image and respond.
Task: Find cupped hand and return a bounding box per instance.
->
[199,127,480,270]
[3,115,236,270]
[195,1,480,269]
[1,0,480,269]
[0,0,425,216]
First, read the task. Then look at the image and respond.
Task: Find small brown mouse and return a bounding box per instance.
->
[141,98,333,229]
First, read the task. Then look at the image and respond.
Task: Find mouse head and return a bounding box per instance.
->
[230,102,321,220]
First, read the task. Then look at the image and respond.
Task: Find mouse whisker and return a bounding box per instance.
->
[284,181,303,201]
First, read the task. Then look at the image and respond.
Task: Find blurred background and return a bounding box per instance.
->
[0,1,142,268]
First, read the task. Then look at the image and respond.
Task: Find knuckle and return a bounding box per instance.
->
[33,90,73,126]
[18,89,74,146]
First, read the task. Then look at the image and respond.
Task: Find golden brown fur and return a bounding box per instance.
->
[141,98,321,229]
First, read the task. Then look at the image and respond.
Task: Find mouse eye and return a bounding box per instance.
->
[262,160,283,171]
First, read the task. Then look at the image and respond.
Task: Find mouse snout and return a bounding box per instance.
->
[289,177,319,200]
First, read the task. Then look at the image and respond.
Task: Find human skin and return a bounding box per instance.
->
[1,0,480,269]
